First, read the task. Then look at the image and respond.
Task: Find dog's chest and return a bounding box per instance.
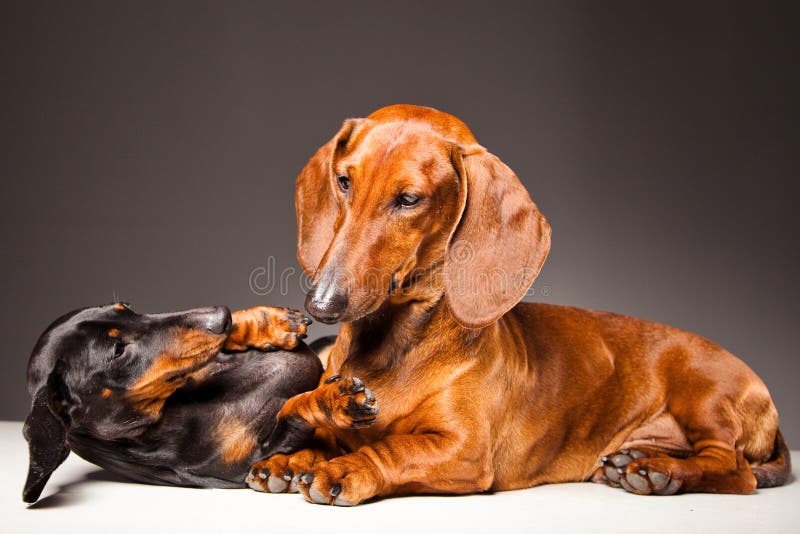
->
[329,343,477,450]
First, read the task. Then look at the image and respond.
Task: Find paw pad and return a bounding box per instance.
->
[598,449,681,495]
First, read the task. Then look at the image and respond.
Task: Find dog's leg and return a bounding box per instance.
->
[223,306,310,351]
[260,380,492,505]
[246,376,378,493]
[596,444,757,495]
[294,432,494,506]
[597,398,763,496]
[275,375,378,430]
[248,442,333,493]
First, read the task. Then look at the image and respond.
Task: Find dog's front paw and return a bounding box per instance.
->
[596,449,682,495]
[296,455,381,506]
[246,449,328,493]
[227,306,311,351]
[262,307,311,350]
[322,375,378,428]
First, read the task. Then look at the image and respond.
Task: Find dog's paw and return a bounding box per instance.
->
[595,449,682,495]
[296,455,380,506]
[323,375,378,428]
[226,306,311,352]
[264,307,311,350]
[246,449,328,493]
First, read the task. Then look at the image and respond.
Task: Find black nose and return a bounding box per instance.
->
[197,306,232,335]
[305,285,348,324]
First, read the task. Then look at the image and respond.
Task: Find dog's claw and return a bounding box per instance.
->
[350,376,365,393]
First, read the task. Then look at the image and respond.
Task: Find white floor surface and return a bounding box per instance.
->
[1,421,798,533]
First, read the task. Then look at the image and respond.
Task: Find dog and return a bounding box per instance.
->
[22,303,325,503]
[245,104,790,505]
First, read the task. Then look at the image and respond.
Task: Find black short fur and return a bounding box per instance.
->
[22,303,323,502]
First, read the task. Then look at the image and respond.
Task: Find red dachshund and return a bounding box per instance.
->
[246,104,789,505]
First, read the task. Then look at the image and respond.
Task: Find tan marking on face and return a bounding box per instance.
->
[101,388,113,398]
[216,418,256,464]
[125,330,226,416]
[114,304,126,310]
[125,353,184,416]
[108,328,121,338]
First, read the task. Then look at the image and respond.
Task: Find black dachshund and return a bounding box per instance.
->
[23,303,326,503]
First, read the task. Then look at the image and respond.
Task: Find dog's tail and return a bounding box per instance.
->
[752,428,792,488]
[308,335,337,369]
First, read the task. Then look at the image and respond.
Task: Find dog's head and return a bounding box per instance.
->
[297,104,551,328]
[22,303,231,502]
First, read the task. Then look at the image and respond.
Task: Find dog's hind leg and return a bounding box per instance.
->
[592,417,758,494]
[600,341,785,495]
[597,444,759,495]
[599,396,772,495]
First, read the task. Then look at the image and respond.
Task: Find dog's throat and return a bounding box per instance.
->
[344,296,443,372]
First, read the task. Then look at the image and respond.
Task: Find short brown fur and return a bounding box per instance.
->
[253,104,789,505]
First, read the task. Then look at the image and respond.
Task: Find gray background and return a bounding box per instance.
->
[2,2,798,443]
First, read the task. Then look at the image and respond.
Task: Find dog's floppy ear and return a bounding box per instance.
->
[445,146,551,329]
[296,119,362,277]
[22,386,70,503]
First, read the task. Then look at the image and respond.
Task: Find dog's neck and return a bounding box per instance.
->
[335,265,481,372]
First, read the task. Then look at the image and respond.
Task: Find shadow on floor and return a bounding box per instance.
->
[27,468,143,510]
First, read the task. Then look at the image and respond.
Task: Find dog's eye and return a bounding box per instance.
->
[337,175,350,191]
[396,193,420,207]
[112,342,127,359]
